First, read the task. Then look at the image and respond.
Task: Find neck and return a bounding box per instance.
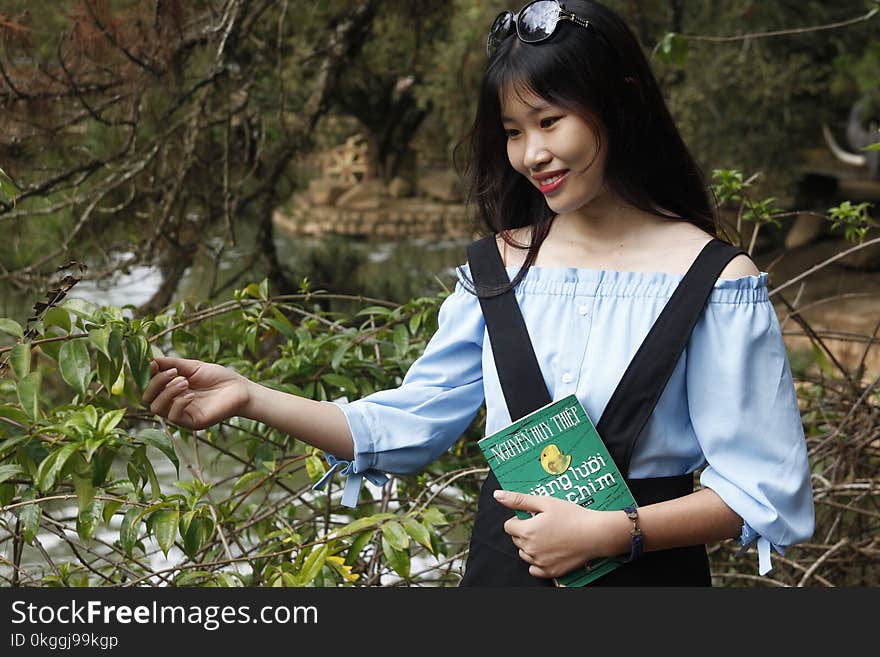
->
[553,191,669,252]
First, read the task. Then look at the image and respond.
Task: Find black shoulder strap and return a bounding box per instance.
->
[467,236,552,422]
[595,239,745,474]
[466,235,746,475]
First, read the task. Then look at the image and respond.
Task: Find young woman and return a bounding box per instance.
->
[142,0,814,586]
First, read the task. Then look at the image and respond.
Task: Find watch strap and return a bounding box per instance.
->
[620,505,644,563]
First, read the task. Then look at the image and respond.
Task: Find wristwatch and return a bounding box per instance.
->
[619,505,643,563]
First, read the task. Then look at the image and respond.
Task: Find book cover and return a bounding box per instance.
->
[477,393,637,586]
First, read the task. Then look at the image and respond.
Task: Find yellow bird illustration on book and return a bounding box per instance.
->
[540,444,572,475]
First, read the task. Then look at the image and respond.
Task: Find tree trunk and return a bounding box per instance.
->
[138,244,196,317]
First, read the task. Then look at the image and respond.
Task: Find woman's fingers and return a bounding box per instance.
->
[151,356,202,378]
[147,375,189,418]
[141,366,180,405]
[518,548,536,565]
[528,565,553,579]
[143,356,207,406]
[167,390,196,428]
[512,537,538,566]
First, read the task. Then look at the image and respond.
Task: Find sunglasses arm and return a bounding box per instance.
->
[558,7,590,29]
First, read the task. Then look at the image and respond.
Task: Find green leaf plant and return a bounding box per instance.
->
[0,279,473,587]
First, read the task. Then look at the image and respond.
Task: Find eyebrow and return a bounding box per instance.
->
[500,104,552,123]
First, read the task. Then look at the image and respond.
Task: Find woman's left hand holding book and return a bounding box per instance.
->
[493,489,630,579]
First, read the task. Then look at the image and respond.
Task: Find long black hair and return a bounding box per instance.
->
[453,0,718,297]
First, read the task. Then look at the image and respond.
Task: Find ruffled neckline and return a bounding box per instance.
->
[503,264,769,289]
[454,262,769,303]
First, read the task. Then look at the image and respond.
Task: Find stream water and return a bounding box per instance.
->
[1,229,472,324]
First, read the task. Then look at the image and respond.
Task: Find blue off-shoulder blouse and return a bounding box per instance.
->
[316,262,816,576]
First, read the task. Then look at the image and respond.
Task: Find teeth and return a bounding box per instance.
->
[543,173,565,184]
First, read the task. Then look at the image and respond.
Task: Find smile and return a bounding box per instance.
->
[537,171,568,194]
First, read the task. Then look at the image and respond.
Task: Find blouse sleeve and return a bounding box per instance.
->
[686,279,815,575]
[313,278,486,506]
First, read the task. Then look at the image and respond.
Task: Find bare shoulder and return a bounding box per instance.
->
[662,222,759,279]
[719,253,760,280]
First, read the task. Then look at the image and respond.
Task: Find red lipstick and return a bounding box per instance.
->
[533,170,569,195]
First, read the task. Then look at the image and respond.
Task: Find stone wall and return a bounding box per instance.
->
[273,194,477,240]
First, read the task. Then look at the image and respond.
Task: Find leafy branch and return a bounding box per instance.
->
[0,278,474,587]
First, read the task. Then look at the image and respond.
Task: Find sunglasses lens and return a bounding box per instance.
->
[518,1,560,43]
[487,11,514,56]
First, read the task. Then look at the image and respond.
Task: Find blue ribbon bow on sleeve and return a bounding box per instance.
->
[736,525,778,576]
[311,453,389,507]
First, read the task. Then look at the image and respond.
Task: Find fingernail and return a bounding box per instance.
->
[493,490,507,501]
[166,368,178,377]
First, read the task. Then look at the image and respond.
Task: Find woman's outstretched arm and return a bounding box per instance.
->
[142,356,355,459]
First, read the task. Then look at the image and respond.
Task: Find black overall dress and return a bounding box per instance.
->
[458,236,746,586]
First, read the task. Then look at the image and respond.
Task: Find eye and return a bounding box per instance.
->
[504,128,521,138]
[540,116,561,128]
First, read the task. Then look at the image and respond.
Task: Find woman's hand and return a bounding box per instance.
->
[493,489,627,579]
[141,356,251,431]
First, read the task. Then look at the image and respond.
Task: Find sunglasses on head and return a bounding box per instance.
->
[486,0,591,58]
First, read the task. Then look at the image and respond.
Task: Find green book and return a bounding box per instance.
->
[477,393,637,586]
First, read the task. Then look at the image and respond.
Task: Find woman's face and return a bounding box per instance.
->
[500,84,610,216]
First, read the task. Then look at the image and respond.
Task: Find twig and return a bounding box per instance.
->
[2,494,141,513]
[797,538,848,587]
[680,8,878,43]
[769,237,880,297]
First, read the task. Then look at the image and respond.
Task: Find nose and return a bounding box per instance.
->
[522,133,552,171]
